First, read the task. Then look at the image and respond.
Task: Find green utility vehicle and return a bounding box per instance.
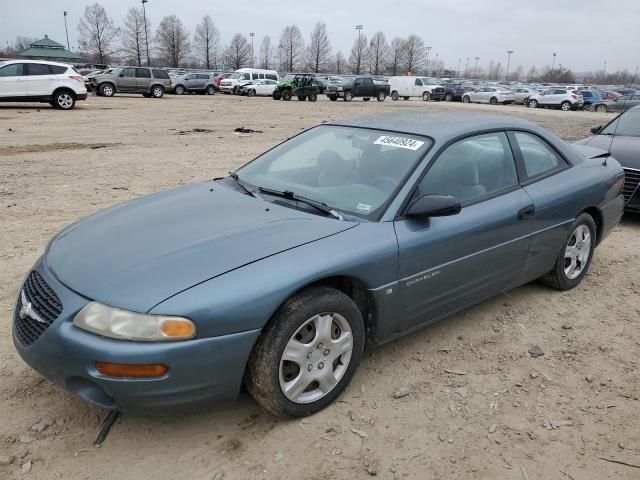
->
[272,74,321,101]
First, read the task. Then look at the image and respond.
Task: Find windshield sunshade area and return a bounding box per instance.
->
[602,110,640,137]
[236,125,431,219]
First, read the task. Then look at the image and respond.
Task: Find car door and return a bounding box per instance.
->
[192,74,208,90]
[508,130,575,282]
[363,78,375,97]
[135,68,152,91]
[25,63,54,97]
[414,78,423,97]
[394,131,533,331]
[538,89,554,106]
[0,62,28,97]
[118,68,137,91]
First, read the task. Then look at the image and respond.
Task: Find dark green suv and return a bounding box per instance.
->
[92,67,172,98]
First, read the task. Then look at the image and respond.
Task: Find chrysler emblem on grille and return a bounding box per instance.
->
[19,290,46,324]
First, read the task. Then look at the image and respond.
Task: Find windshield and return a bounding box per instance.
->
[601,110,640,137]
[236,125,431,219]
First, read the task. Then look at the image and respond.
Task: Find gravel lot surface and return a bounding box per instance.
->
[0,94,638,480]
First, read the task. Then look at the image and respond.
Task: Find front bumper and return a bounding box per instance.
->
[12,258,260,415]
[218,84,235,93]
[77,93,87,100]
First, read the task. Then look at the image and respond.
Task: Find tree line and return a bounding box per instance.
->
[1,2,637,85]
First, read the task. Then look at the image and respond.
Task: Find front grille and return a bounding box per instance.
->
[13,271,63,346]
[622,168,640,203]
[433,87,445,93]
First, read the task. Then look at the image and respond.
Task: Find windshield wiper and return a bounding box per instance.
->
[258,187,343,220]
[228,171,260,198]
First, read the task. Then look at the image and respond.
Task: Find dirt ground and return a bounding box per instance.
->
[0,94,639,480]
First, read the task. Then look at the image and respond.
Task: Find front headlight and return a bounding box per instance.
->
[73,302,196,341]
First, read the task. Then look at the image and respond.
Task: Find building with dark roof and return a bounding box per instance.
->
[18,35,82,63]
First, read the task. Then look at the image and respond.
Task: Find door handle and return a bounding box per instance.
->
[517,204,535,220]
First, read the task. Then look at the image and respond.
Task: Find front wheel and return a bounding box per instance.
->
[344,90,353,101]
[528,99,538,108]
[539,213,596,290]
[462,95,470,103]
[422,91,430,101]
[490,97,498,105]
[248,89,256,97]
[282,90,292,101]
[99,83,115,97]
[174,85,185,95]
[377,91,386,102]
[391,91,399,101]
[272,90,282,100]
[308,93,317,102]
[53,91,75,110]
[596,104,607,113]
[445,93,453,102]
[245,287,365,417]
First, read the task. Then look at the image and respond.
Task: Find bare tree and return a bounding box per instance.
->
[526,66,538,82]
[77,3,119,64]
[331,51,346,74]
[155,15,190,67]
[367,31,388,75]
[402,34,425,74]
[193,15,220,69]
[387,37,404,75]
[348,33,368,74]
[306,21,331,73]
[223,33,251,70]
[121,7,149,66]
[279,25,305,72]
[259,36,273,69]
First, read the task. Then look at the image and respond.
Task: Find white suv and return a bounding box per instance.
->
[0,60,87,110]
[528,88,584,111]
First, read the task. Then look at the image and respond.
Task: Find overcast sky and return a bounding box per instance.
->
[1,0,638,73]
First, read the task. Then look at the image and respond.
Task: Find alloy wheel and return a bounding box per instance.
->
[279,313,353,404]
[56,93,74,109]
[564,225,591,280]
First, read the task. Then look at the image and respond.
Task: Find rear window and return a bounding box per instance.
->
[152,69,170,79]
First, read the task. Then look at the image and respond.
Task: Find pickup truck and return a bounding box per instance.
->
[325,77,390,102]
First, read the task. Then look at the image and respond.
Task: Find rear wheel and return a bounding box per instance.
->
[391,91,399,101]
[282,90,292,101]
[422,91,431,101]
[377,91,386,102]
[539,214,595,290]
[308,93,317,102]
[174,85,185,95]
[490,96,498,105]
[462,95,470,103]
[206,85,215,95]
[151,85,164,98]
[561,101,572,111]
[53,91,75,110]
[445,93,453,102]
[100,83,115,97]
[596,104,607,113]
[245,287,365,417]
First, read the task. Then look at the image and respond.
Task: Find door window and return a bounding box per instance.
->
[513,132,562,178]
[136,68,151,78]
[26,63,51,75]
[414,78,423,86]
[417,132,518,204]
[0,63,24,76]
[121,68,136,77]
[554,89,566,95]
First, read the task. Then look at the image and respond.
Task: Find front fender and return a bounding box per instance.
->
[150,222,399,340]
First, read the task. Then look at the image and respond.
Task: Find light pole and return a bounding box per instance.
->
[141,0,150,66]
[465,57,469,77]
[474,56,480,77]
[250,32,255,68]
[552,52,557,71]
[505,50,514,81]
[457,58,461,78]
[603,59,607,76]
[425,46,432,76]
[63,11,70,51]
[355,25,363,74]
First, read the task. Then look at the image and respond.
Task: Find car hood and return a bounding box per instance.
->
[45,182,357,312]
[574,135,640,169]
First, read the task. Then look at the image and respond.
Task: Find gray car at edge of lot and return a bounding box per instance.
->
[171,73,217,95]
[91,66,172,98]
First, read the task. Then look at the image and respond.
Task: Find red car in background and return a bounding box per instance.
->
[600,91,621,101]
[214,73,232,88]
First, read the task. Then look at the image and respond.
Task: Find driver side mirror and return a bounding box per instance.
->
[406,194,462,218]
[591,125,602,134]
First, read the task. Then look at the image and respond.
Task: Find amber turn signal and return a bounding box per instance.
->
[161,319,196,338]
[96,362,168,378]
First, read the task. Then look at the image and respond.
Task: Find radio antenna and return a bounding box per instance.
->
[603,66,639,166]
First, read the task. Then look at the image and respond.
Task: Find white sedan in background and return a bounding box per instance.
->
[462,86,515,105]
[240,79,278,97]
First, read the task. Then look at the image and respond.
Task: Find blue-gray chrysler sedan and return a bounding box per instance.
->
[13,113,625,417]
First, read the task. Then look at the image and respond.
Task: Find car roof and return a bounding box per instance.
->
[327,112,542,142]
[1,59,72,68]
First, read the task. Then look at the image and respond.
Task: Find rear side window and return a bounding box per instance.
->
[136,68,151,78]
[0,63,24,76]
[152,69,170,79]
[26,63,52,75]
[513,132,562,178]
[50,65,67,74]
[554,89,566,95]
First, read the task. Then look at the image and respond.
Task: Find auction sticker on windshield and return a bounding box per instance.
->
[374,135,425,151]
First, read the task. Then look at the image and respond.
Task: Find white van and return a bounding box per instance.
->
[219,68,279,94]
[388,76,445,101]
